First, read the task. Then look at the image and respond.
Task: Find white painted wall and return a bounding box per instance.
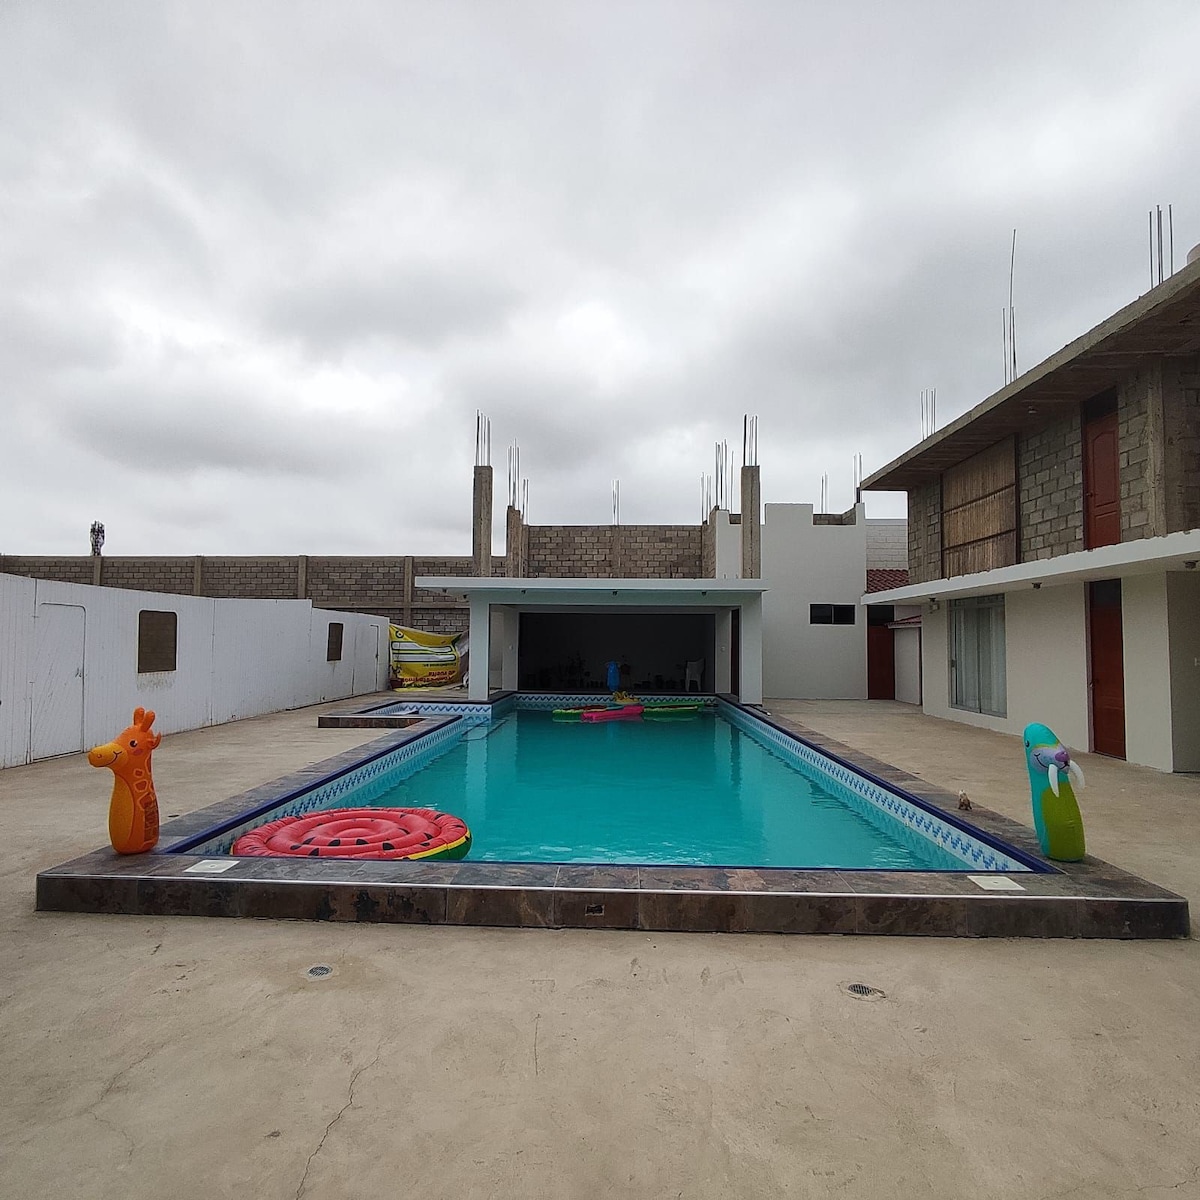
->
[1122,574,1175,771]
[892,605,923,705]
[920,583,1090,749]
[1,573,389,768]
[711,510,743,579]
[761,503,867,699]
[1167,572,1200,772]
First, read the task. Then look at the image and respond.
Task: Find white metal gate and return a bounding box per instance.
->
[30,603,86,759]
[351,624,379,695]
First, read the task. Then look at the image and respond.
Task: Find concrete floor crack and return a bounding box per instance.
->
[294,1047,383,1200]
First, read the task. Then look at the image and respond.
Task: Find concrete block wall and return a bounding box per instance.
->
[1018,412,1084,561]
[0,556,94,586]
[700,518,716,578]
[865,519,908,569]
[202,557,298,599]
[525,525,703,578]
[1166,355,1200,534]
[906,481,942,584]
[1118,368,1156,542]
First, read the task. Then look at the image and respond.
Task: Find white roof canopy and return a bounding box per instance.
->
[862,529,1200,604]
[419,577,767,607]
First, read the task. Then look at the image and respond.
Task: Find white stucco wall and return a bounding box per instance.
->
[761,503,867,699]
[1,572,389,768]
[1122,574,1175,771]
[1167,572,1200,772]
[711,510,743,579]
[892,605,923,705]
[920,583,1090,749]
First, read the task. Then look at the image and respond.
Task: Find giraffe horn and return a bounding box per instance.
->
[140,709,156,730]
[133,707,146,727]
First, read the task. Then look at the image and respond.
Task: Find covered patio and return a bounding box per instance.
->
[419,577,769,703]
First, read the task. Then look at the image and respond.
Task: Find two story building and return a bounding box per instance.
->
[862,253,1200,772]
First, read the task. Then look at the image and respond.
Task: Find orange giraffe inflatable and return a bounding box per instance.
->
[88,708,162,854]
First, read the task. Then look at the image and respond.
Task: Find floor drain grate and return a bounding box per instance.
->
[844,982,886,1000]
[306,964,333,979]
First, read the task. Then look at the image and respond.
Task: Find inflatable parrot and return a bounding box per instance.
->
[1023,722,1087,861]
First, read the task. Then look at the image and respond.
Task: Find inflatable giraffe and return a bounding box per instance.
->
[88,708,162,854]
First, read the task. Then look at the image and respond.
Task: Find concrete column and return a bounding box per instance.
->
[611,525,623,578]
[499,605,520,690]
[715,609,733,693]
[473,465,494,577]
[192,555,203,595]
[738,596,764,705]
[296,554,308,599]
[505,505,525,577]
[740,465,761,578]
[92,556,103,587]
[468,594,491,701]
[402,556,414,626]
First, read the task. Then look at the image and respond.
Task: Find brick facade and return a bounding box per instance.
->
[906,481,941,584]
[1018,412,1084,561]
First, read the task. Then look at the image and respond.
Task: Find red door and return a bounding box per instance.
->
[1084,409,1120,549]
[1089,580,1126,759]
[867,626,896,700]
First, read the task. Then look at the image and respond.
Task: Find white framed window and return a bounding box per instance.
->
[949,595,1006,716]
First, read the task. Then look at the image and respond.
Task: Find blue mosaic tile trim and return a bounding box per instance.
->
[372,700,492,724]
[189,720,467,856]
[720,702,1030,873]
[516,692,717,710]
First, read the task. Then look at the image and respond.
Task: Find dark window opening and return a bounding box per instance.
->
[138,610,177,673]
[867,604,895,627]
[810,604,856,625]
[327,622,344,662]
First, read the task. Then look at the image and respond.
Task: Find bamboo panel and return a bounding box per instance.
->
[942,436,1017,576]
[942,489,1017,550]
[944,532,1017,577]
[942,437,1016,510]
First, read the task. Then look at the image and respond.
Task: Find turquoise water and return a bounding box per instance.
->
[366,711,967,870]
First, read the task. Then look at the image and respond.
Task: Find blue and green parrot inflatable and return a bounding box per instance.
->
[1023,723,1087,861]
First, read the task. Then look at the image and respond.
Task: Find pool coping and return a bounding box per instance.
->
[36,697,1190,938]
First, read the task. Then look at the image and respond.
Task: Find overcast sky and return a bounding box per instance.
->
[3,2,1199,556]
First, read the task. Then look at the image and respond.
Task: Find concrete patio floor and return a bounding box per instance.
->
[1,698,1198,1200]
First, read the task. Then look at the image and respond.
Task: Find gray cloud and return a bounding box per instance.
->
[2,1,1199,553]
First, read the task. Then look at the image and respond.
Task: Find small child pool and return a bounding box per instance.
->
[358,710,974,870]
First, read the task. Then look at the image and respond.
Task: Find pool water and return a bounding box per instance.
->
[366,710,968,870]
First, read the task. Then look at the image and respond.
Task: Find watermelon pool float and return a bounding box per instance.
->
[231,807,471,861]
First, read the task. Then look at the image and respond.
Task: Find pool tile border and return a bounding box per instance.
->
[35,696,1190,938]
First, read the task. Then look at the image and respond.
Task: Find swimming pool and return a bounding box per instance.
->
[179,700,1035,873]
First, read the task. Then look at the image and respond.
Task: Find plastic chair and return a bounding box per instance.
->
[685,659,704,693]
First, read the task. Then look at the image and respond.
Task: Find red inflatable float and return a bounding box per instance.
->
[231,807,471,861]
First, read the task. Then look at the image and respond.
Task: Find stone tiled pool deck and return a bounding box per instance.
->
[37,697,1188,938]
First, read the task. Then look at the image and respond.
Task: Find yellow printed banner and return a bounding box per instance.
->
[389,625,467,689]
